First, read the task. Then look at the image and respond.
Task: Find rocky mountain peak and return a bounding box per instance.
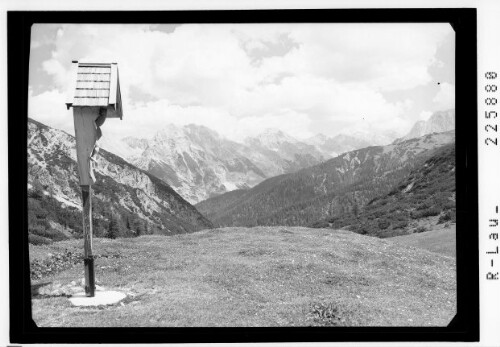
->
[97,123,328,204]
[306,133,329,146]
[394,109,455,144]
[154,124,186,142]
[249,128,298,148]
[428,109,455,129]
[122,136,149,150]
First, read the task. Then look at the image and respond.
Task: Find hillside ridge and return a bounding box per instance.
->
[28,118,212,244]
[312,143,456,238]
[196,131,455,229]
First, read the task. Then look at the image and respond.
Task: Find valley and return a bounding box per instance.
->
[27,109,456,245]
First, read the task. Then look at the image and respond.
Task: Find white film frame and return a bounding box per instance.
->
[1,1,499,346]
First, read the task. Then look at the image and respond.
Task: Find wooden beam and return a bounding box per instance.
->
[73,107,100,297]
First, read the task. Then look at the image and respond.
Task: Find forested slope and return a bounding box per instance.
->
[196,131,455,228]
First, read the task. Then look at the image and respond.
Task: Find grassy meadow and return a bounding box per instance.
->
[390,224,456,257]
[31,226,456,327]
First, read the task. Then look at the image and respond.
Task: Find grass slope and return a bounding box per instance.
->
[390,224,456,257]
[32,227,455,327]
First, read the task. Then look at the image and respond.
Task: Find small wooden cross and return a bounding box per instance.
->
[66,61,123,297]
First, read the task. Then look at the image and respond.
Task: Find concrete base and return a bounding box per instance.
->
[69,291,126,307]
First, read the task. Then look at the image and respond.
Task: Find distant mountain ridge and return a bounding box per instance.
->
[196,131,455,228]
[305,133,374,158]
[97,109,454,204]
[100,124,403,205]
[100,125,327,204]
[28,118,212,243]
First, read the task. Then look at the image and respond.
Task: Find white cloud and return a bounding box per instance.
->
[42,60,70,90]
[29,23,453,142]
[433,82,455,110]
[263,24,451,91]
[28,88,74,135]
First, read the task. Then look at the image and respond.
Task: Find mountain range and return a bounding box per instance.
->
[27,108,455,243]
[100,125,329,204]
[99,109,454,205]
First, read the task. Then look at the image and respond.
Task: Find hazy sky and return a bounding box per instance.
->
[28,23,455,142]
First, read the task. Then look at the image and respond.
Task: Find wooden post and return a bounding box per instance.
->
[81,185,95,296]
[73,108,101,297]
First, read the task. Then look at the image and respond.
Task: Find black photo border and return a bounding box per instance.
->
[8,8,478,343]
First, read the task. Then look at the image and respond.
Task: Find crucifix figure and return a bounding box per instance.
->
[66,61,123,297]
